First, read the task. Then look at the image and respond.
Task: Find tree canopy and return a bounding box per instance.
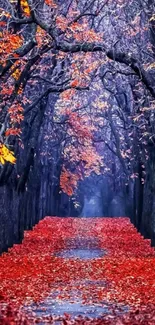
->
[0,0,155,196]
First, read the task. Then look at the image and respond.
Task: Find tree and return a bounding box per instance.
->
[0,0,155,250]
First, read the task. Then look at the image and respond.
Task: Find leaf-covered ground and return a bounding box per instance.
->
[1,217,155,324]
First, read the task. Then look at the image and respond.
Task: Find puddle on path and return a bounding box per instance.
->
[24,237,128,323]
[25,294,128,325]
[28,299,110,318]
[24,278,111,323]
[55,248,106,259]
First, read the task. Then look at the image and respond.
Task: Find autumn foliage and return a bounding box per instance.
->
[0,0,155,198]
[0,143,16,165]
[0,217,155,323]
[0,0,106,195]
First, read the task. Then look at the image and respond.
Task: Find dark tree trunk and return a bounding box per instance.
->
[133,163,144,230]
[141,145,155,243]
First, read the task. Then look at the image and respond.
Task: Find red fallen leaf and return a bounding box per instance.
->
[62,320,68,325]
[0,293,4,300]
[0,217,155,324]
[115,320,125,325]
[64,312,71,319]
[34,318,42,323]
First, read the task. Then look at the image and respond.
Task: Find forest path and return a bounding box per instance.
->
[1,217,155,324]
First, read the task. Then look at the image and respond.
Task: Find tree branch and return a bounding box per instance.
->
[56,41,155,98]
[24,85,89,115]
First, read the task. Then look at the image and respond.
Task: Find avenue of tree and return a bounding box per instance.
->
[0,0,155,252]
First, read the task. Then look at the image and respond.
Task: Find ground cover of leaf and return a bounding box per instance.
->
[0,217,155,324]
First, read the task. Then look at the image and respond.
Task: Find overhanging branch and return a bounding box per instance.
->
[56,41,155,98]
[24,85,89,115]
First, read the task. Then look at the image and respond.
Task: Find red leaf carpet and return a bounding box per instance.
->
[0,217,155,324]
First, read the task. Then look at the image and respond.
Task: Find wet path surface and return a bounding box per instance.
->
[55,248,105,259]
[22,223,129,323]
[25,241,110,322]
[1,217,155,324]
[24,236,116,322]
